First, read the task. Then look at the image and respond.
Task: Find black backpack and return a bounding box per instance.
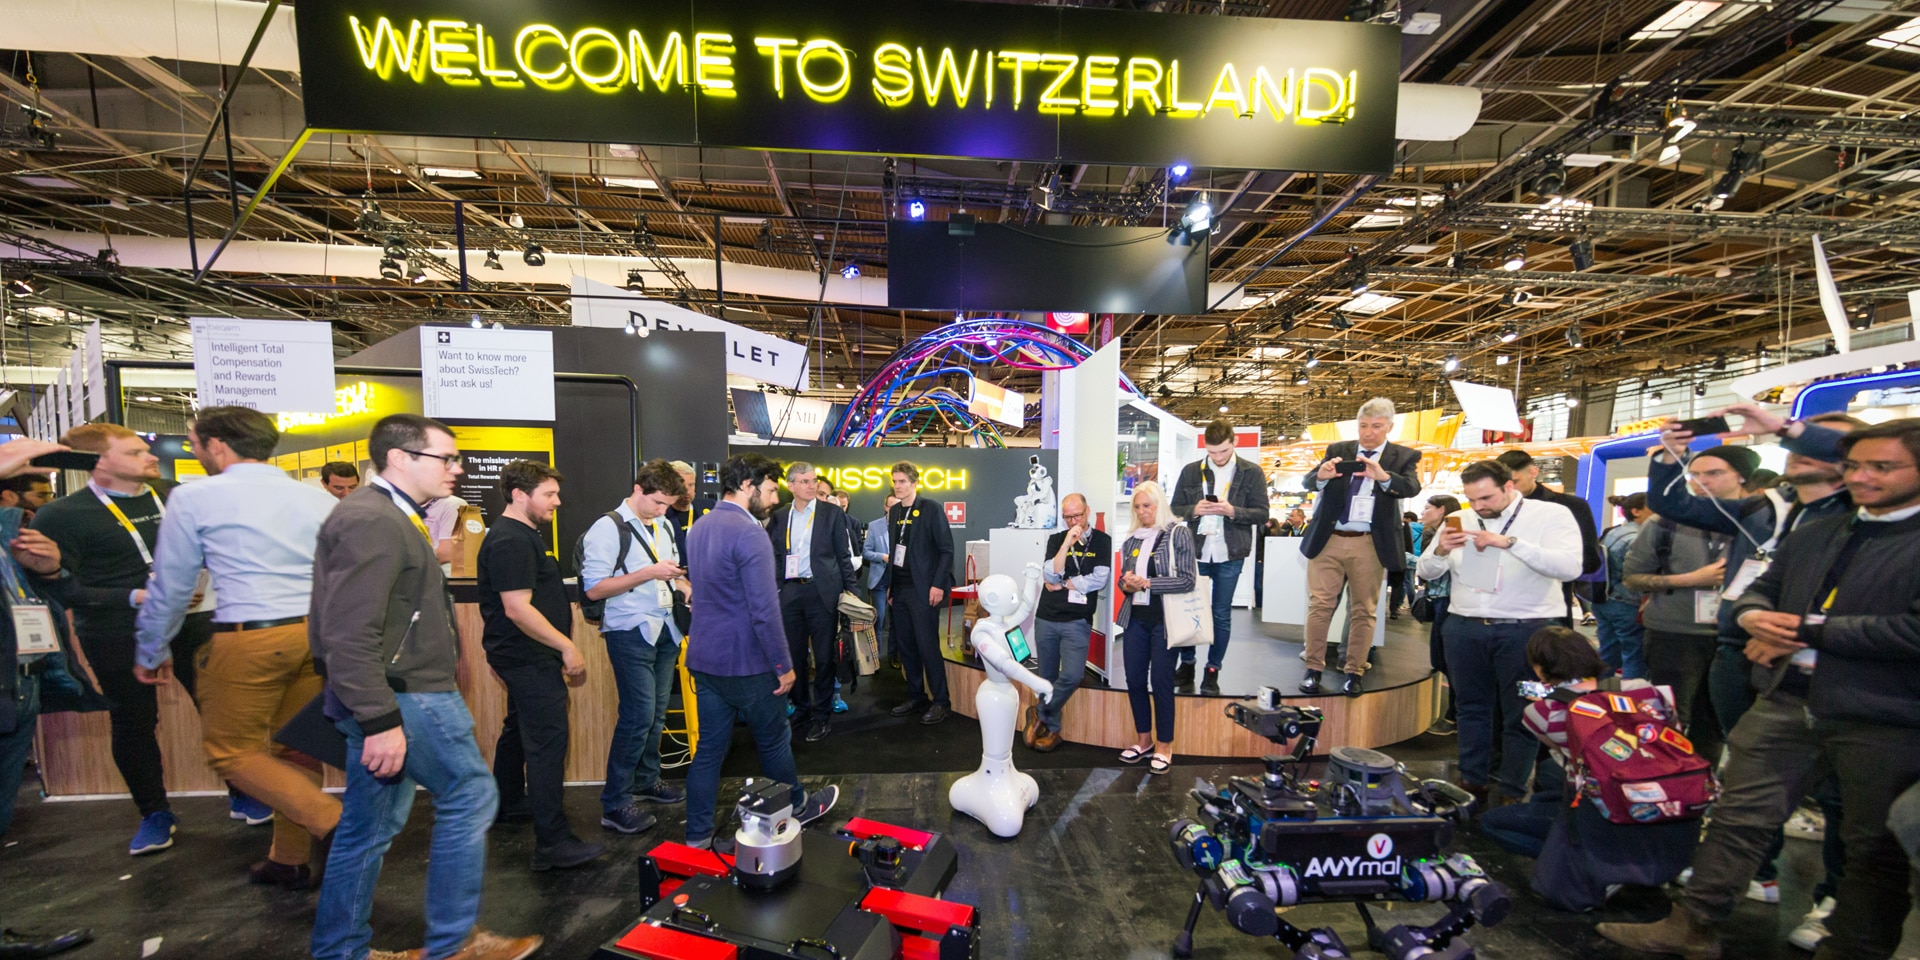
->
[572,512,632,624]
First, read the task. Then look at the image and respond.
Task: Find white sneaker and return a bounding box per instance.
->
[1785,808,1827,842]
[1788,896,1836,951]
[1747,879,1780,904]
[1676,867,1693,886]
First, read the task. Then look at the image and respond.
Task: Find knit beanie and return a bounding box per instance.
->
[1693,444,1760,482]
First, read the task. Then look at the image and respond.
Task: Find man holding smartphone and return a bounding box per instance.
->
[1170,420,1270,694]
[1299,399,1422,696]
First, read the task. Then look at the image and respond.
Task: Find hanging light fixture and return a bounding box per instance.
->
[483,250,503,270]
[625,269,646,292]
[1502,241,1527,271]
[377,257,403,281]
[1565,323,1584,349]
[522,242,546,267]
[906,198,926,220]
[406,262,428,285]
[1499,322,1520,343]
[840,261,862,279]
[469,314,484,329]
[383,235,407,260]
[1303,353,1319,368]
[1442,355,1460,373]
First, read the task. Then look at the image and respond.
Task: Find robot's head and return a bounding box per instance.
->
[976,573,1021,618]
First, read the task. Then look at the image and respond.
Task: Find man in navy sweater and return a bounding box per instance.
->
[682,454,837,850]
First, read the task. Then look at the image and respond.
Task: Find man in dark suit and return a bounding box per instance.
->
[310,414,539,960]
[1300,398,1423,696]
[1170,420,1271,694]
[768,462,856,742]
[1496,449,1602,624]
[885,461,956,724]
[667,460,717,562]
[683,454,838,850]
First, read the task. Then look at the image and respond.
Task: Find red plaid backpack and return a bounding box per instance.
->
[1548,678,1717,825]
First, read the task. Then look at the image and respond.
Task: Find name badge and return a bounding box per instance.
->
[893,544,906,567]
[1693,591,1722,624]
[1723,559,1768,600]
[1348,492,1376,525]
[1132,589,1149,606]
[13,604,59,659]
[1067,589,1087,605]
[657,580,674,606]
[785,554,804,580]
[1197,514,1223,538]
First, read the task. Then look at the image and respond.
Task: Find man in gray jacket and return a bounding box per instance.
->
[309,414,539,960]
[1169,420,1271,694]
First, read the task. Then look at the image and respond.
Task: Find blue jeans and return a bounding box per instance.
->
[1481,792,1562,858]
[0,675,41,838]
[1444,617,1551,799]
[1592,599,1646,680]
[1033,617,1090,733]
[314,692,497,960]
[602,625,681,813]
[684,671,803,845]
[1179,558,1243,671]
[1124,604,1176,744]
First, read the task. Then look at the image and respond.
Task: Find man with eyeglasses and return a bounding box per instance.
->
[1024,493,1111,752]
[133,406,343,890]
[1718,418,1920,960]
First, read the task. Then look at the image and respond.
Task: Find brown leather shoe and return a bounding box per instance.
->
[248,859,313,890]
[1033,727,1062,752]
[1022,705,1040,747]
[443,930,543,960]
[1596,904,1721,960]
[366,949,420,960]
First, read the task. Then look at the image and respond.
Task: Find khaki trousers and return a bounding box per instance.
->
[194,622,342,865]
[1304,534,1384,675]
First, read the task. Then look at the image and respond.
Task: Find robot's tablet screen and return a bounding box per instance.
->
[1006,626,1029,661]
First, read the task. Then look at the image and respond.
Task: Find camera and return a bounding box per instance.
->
[1167,701,1509,960]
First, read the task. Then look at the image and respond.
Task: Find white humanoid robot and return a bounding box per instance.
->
[949,564,1054,838]
[1012,458,1057,529]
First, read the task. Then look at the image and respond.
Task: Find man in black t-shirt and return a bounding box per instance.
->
[476,460,604,872]
[1024,493,1112,752]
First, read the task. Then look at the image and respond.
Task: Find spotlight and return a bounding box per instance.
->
[1178,192,1213,237]
[1651,389,1665,402]
[1659,101,1696,165]
[1531,160,1568,197]
[483,250,503,270]
[1499,290,1517,308]
[1823,339,1838,356]
[1713,352,1728,371]
[1713,148,1760,200]
[508,212,525,229]
[522,242,545,267]
[907,198,926,220]
[1451,248,1469,273]
[1294,369,1310,386]
[840,261,862,279]
[469,315,484,329]
[1304,353,1319,368]
[356,194,383,231]
[1169,163,1190,182]
[626,268,646,292]
[1328,312,1352,331]
[491,321,504,330]
[377,257,403,281]
[383,235,407,259]
[1568,237,1594,271]
[406,262,428,285]
[1693,382,1707,397]
[1567,396,1581,408]
[1502,241,1527,271]
[1442,355,1460,373]
[1218,403,1229,413]
[623,319,638,335]
[1499,322,1520,343]
[1565,323,1584,349]
[1349,266,1369,294]
[1496,354,1511,365]
[1158,384,1173,400]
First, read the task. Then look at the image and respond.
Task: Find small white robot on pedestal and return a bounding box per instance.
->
[948,564,1054,838]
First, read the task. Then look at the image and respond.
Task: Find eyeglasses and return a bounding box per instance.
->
[403,449,463,468]
[1061,512,1087,523]
[1841,460,1918,478]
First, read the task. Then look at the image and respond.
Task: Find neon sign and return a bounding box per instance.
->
[814,464,967,494]
[276,380,376,431]
[296,1,1399,173]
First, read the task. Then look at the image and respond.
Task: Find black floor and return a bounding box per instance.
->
[5,608,1914,958]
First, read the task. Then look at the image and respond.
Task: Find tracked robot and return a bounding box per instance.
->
[1167,693,1510,959]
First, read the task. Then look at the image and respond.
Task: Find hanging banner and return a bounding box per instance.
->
[292,0,1400,173]
[191,318,339,413]
[84,321,107,419]
[66,351,85,428]
[419,326,557,421]
[572,276,808,390]
[967,379,1026,428]
[52,367,70,437]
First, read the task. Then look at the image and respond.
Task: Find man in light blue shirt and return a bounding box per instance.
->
[581,459,692,835]
[131,406,341,887]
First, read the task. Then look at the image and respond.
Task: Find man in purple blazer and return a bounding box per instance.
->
[682,454,837,849]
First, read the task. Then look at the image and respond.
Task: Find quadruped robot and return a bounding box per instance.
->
[1167,696,1512,959]
[595,778,979,960]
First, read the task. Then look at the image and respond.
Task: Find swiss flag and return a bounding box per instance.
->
[945,502,967,526]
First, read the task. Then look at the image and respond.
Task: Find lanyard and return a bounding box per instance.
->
[90,482,162,568]
[1477,498,1525,537]
[629,515,669,564]
[893,503,914,545]
[1811,520,1870,618]
[376,482,433,546]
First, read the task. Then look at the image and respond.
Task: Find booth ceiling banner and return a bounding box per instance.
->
[571,276,809,390]
[293,0,1401,172]
[419,326,557,421]
[190,318,339,414]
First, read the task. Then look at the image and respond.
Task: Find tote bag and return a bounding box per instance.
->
[1163,575,1213,648]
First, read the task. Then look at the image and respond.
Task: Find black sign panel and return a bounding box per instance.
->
[293,0,1400,172]
[887,221,1207,312]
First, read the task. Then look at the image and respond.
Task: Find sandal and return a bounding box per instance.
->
[1119,745,1149,765]
[1148,753,1173,775]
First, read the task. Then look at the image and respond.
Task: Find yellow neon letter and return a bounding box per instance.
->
[694,32,736,97]
[1124,57,1163,115]
[474,23,521,87]
[628,31,686,91]
[427,21,477,85]
[1082,55,1120,113]
[349,16,424,81]
[1298,67,1348,123]
[514,24,572,91]
[796,39,851,103]
[915,47,980,108]
[1037,53,1079,114]
[872,43,913,106]
[754,37,799,97]
[996,51,1041,111]
[570,27,626,92]
[1205,62,1248,117]
[1250,66,1295,120]
[1165,59,1203,117]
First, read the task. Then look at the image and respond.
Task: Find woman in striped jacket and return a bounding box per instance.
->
[1115,481,1197,774]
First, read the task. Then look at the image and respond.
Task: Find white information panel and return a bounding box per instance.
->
[84,321,107,418]
[66,350,85,427]
[191,318,337,413]
[419,326,555,421]
[572,276,808,390]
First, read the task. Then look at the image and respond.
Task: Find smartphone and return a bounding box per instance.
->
[1204,494,1220,503]
[1443,516,1463,531]
[1517,680,1556,700]
[1672,415,1731,437]
[30,450,99,472]
[1334,460,1369,475]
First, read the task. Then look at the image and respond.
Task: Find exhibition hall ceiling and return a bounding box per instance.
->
[4,0,1920,434]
